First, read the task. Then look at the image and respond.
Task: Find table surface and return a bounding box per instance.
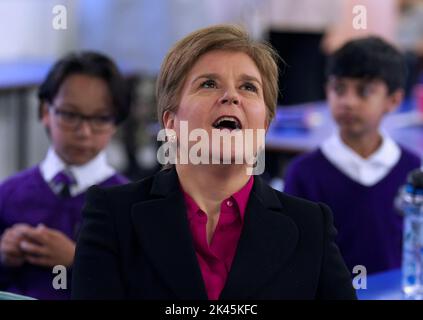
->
[0,61,52,90]
[266,101,423,158]
[356,268,405,300]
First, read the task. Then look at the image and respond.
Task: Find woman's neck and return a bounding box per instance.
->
[176,164,250,216]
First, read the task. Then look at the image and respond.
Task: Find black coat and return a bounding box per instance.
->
[71,168,356,300]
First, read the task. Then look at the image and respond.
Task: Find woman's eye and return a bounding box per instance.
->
[241,82,258,92]
[200,79,217,89]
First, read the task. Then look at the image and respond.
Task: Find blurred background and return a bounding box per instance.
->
[0,0,422,184]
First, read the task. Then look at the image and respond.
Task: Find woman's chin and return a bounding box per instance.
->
[209,150,248,165]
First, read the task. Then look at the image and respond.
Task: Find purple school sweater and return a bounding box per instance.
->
[0,166,128,300]
[284,146,420,275]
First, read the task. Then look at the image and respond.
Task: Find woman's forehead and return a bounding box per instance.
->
[186,50,262,79]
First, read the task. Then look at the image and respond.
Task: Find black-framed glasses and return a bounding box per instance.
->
[49,105,116,132]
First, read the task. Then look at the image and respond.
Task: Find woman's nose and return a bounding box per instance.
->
[219,90,240,106]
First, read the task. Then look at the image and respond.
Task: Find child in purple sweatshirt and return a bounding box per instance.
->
[284,37,421,275]
[0,52,130,299]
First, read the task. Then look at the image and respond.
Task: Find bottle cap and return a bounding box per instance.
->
[406,169,423,195]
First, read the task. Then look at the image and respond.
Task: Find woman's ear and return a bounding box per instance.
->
[265,117,270,133]
[162,110,175,130]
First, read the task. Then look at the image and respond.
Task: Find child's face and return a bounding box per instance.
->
[326,77,403,138]
[41,74,117,165]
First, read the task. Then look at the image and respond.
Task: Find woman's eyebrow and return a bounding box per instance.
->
[239,74,262,86]
[191,73,262,86]
[191,73,219,84]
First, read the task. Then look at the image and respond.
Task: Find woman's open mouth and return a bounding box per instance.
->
[212,116,242,131]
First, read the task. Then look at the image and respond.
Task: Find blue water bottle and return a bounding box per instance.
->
[397,168,423,299]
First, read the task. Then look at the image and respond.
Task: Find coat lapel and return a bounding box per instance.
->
[131,169,299,300]
[130,169,208,299]
[220,177,299,299]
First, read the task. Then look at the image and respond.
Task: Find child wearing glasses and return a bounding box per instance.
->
[0,51,130,299]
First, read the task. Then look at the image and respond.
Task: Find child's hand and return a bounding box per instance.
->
[20,224,75,268]
[0,223,33,267]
